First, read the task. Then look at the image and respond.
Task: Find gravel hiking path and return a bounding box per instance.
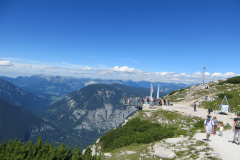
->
[162,102,239,160]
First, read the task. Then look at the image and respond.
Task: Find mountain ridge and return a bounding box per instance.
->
[0,97,60,144]
[0,77,50,113]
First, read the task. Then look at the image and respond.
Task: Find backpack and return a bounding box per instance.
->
[205,119,212,125]
[235,119,240,128]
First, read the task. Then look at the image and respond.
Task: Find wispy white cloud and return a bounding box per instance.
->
[77,66,93,71]
[44,66,62,70]
[63,68,74,71]
[0,60,14,67]
[62,62,82,68]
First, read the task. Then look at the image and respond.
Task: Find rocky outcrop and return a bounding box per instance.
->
[74,105,137,133]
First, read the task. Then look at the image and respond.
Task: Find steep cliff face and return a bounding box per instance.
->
[43,83,149,149]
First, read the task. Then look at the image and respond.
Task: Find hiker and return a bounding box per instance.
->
[212,116,218,135]
[205,96,208,100]
[124,97,126,104]
[219,123,223,137]
[193,102,197,111]
[232,113,240,145]
[205,83,208,89]
[207,107,213,116]
[204,115,214,141]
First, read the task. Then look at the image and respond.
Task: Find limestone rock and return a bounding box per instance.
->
[104,153,112,157]
[91,145,96,156]
[142,104,150,110]
[153,143,176,158]
[126,151,136,154]
[213,79,219,83]
[195,146,206,151]
[96,138,100,143]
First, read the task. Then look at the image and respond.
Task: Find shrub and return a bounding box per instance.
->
[99,118,175,151]
[218,81,225,85]
[193,119,205,128]
[169,90,178,95]
[169,89,185,96]
[217,93,233,99]
[226,76,240,84]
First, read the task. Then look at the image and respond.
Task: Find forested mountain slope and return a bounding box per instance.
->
[0,78,50,114]
[0,98,60,144]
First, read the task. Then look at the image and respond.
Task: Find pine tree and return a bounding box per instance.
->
[0,137,101,160]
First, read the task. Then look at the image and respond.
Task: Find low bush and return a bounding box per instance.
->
[168,89,185,96]
[219,76,240,85]
[169,90,178,95]
[99,118,175,152]
[218,81,225,85]
[226,76,240,84]
[217,93,233,99]
[193,119,205,128]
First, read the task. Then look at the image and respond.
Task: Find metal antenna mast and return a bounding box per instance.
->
[203,63,206,84]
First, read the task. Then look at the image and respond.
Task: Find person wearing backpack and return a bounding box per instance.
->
[207,107,213,116]
[204,115,214,141]
[232,113,240,145]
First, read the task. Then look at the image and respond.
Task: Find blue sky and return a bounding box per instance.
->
[0,0,239,83]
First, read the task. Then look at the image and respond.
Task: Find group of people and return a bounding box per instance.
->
[201,83,209,89]
[123,97,133,105]
[144,97,172,106]
[123,96,172,106]
[204,113,240,145]
[204,115,223,141]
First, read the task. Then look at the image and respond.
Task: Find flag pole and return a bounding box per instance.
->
[150,82,152,100]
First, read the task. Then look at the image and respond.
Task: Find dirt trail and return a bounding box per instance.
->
[162,102,239,160]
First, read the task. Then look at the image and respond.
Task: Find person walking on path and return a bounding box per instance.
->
[212,115,218,135]
[193,102,197,111]
[232,113,240,145]
[204,115,214,141]
[207,107,213,116]
[219,123,223,136]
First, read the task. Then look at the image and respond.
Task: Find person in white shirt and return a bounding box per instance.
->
[204,115,214,141]
[219,123,223,137]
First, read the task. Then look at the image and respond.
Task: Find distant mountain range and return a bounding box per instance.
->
[1,75,193,104]
[0,77,50,114]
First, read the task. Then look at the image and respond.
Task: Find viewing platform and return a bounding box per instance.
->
[123,99,165,110]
